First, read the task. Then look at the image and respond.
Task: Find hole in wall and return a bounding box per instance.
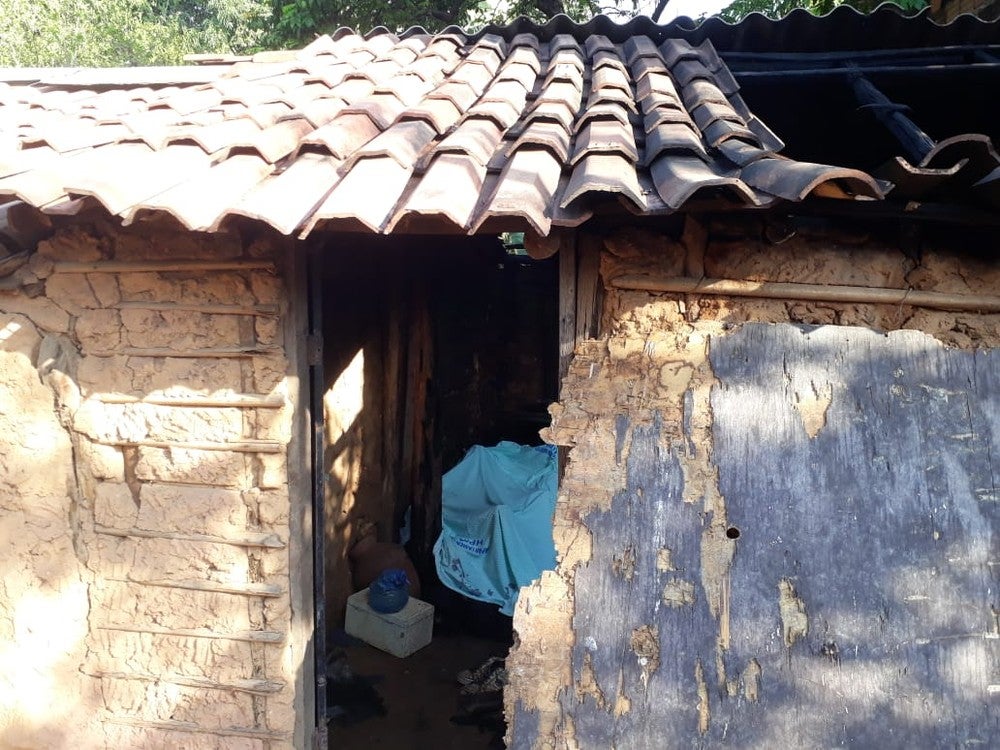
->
[726,526,741,540]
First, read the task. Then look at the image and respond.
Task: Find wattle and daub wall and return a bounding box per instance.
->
[0,216,307,749]
[508,220,1000,748]
[3,211,998,749]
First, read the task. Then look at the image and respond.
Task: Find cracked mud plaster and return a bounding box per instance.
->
[2,221,299,749]
[514,280,738,747]
[792,382,833,439]
[778,579,809,648]
[630,625,660,689]
[511,224,1000,748]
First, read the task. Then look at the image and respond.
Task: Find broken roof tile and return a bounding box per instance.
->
[740,157,882,201]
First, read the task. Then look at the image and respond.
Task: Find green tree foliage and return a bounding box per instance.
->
[0,0,270,67]
[0,0,931,68]
[272,0,601,44]
[718,0,927,22]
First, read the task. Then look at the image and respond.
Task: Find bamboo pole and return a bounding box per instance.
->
[92,670,286,695]
[52,259,275,274]
[608,275,1000,313]
[95,438,283,453]
[115,301,280,316]
[96,623,285,643]
[94,524,285,548]
[93,393,285,408]
[118,578,284,597]
[119,346,280,358]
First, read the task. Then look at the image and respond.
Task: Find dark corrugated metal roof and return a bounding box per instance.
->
[428,5,1000,53]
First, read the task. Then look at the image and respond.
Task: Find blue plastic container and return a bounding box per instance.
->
[368,568,410,614]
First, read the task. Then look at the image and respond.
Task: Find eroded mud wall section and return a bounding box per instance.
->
[507,223,1000,748]
[0,217,303,748]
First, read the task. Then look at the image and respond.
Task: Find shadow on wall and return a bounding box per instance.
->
[544,322,998,747]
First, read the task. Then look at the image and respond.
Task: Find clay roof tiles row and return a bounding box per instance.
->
[0,29,882,237]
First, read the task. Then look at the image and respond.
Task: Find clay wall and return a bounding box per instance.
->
[0,215,306,749]
[507,219,1000,748]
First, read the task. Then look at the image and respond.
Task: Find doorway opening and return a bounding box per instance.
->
[310,233,560,748]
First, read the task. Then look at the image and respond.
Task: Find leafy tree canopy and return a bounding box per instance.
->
[718,0,926,22]
[0,0,929,68]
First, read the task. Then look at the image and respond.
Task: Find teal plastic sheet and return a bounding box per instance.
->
[433,442,558,615]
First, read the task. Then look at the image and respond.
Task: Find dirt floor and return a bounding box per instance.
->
[328,632,509,749]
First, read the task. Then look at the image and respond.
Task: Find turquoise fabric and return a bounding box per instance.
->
[433,442,558,615]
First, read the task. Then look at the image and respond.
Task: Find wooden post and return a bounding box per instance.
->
[558,234,577,383]
[576,233,603,342]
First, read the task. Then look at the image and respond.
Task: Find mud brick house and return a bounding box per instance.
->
[0,6,997,748]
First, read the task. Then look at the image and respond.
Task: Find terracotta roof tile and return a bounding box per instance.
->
[217,151,342,234]
[305,153,412,233]
[473,147,562,235]
[389,152,487,232]
[0,27,884,237]
[571,120,638,164]
[650,154,757,208]
[562,153,644,208]
[402,96,464,133]
[437,118,504,165]
[510,121,572,163]
[350,119,436,168]
[124,153,273,230]
[643,122,707,165]
[304,112,380,158]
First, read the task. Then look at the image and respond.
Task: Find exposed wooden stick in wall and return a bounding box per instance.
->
[94,393,285,408]
[115,301,279,316]
[52,259,276,273]
[608,275,1000,313]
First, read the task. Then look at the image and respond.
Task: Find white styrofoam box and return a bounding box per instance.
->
[345,588,434,658]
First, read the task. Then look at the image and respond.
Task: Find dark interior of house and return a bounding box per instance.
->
[313,233,559,747]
